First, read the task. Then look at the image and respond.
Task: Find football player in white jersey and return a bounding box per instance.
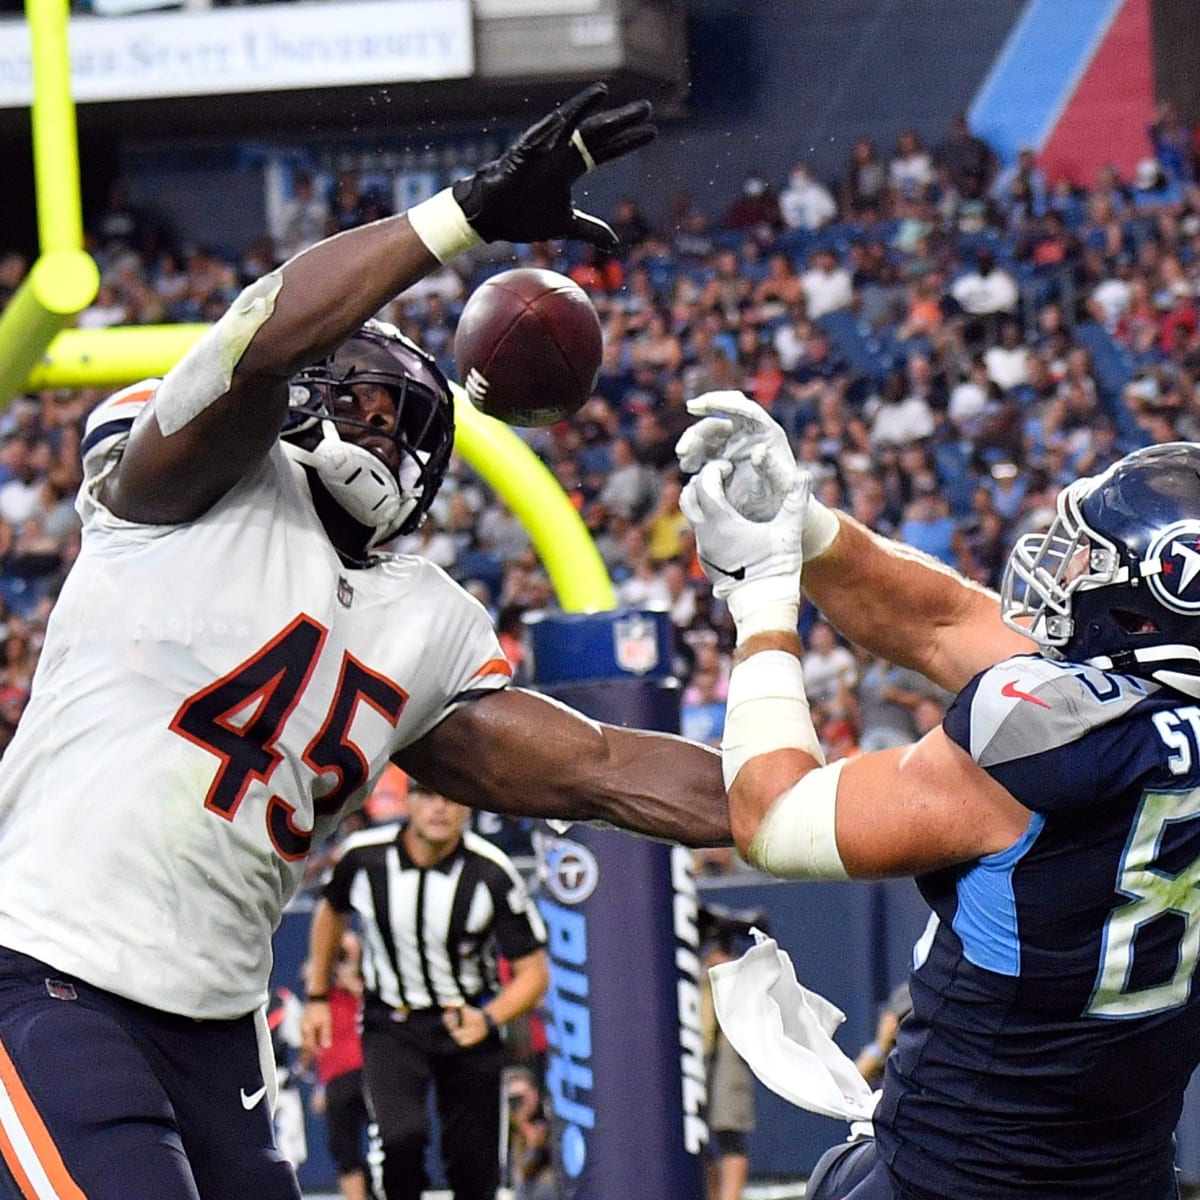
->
[0,86,729,1200]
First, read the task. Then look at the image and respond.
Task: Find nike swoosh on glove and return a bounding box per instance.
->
[452,83,657,249]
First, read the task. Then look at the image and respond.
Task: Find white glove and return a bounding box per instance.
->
[680,459,806,641]
[675,390,840,559]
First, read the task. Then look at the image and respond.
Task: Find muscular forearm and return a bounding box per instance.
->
[802,514,1031,692]
[484,952,549,1027]
[398,689,732,848]
[239,214,440,381]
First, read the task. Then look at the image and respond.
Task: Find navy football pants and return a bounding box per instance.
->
[806,1137,1182,1200]
[0,947,299,1200]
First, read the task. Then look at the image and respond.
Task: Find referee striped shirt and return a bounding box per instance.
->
[323,822,546,1012]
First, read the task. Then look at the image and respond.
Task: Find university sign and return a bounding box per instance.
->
[0,0,473,108]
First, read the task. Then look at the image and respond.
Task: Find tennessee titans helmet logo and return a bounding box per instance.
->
[1002,443,1200,697]
[1146,521,1200,615]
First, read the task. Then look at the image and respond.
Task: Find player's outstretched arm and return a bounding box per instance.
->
[677,448,1032,879]
[677,391,1031,693]
[104,84,656,526]
[392,688,731,849]
[802,514,1033,694]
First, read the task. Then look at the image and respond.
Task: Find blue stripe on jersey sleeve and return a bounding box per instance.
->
[952,812,1046,975]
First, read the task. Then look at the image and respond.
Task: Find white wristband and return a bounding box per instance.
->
[726,575,800,645]
[406,188,482,263]
[802,498,841,562]
[722,649,823,791]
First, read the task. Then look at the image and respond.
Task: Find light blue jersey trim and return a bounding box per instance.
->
[952,813,1046,975]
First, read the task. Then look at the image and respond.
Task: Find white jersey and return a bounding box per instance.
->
[0,386,511,1019]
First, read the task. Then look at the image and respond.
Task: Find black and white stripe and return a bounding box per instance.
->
[325,823,546,1011]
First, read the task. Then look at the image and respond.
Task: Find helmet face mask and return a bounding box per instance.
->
[282,320,454,550]
[1001,443,1200,696]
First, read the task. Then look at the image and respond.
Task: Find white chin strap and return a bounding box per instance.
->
[1086,643,1200,698]
[284,421,413,549]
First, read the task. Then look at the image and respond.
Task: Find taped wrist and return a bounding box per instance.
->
[726,575,800,644]
[746,759,849,880]
[407,189,482,263]
[802,498,841,562]
[722,649,823,791]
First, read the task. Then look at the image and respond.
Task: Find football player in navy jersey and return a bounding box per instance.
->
[677,389,1200,1200]
[0,87,732,1200]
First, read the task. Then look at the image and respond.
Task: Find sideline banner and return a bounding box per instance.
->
[0,0,473,108]
[529,610,708,1200]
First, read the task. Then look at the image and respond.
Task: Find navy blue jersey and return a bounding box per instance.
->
[875,654,1200,1199]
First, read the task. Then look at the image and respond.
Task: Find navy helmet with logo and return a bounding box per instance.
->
[281,320,454,550]
[1002,442,1200,697]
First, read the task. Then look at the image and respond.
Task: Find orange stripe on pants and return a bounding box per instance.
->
[0,1033,87,1199]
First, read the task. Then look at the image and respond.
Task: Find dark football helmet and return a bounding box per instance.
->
[1001,442,1200,696]
[281,320,454,549]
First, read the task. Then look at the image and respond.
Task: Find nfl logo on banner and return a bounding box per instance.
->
[614,614,659,675]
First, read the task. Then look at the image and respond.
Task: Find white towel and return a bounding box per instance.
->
[709,929,880,1128]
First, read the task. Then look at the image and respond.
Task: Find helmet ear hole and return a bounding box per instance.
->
[1112,610,1159,635]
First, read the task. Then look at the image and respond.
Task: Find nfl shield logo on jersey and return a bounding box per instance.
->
[337,576,354,608]
[1146,521,1200,614]
[613,614,659,676]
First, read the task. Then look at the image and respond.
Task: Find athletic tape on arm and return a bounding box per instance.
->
[155,271,284,436]
[747,759,849,880]
[721,649,822,790]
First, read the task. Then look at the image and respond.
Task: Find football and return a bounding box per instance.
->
[453,268,603,427]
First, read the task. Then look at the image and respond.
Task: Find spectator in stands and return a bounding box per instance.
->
[271,171,331,263]
[801,246,853,320]
[1131,157,1185,215]
[752,252,805,323]
[991,146,1048,221]
[949,246,1018,349]
[841,138,889,219]
[888,129,934,203]
[934,111,998,201]
[867,362,936,449]
[610,196,653,249]
[779,161,837,231]
[720,174,783,239]
[681,659,727,747]
[1149,99,1196,185]
[898,476,957,566]
[802,618,858,710]
[852,241,909,332]
[984,317,1031,392]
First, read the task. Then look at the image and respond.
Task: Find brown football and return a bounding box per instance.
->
[453,268,603,427]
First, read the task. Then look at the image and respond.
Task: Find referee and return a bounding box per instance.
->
[302,785,549,1200]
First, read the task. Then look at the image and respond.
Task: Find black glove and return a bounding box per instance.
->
[452,83,656,249]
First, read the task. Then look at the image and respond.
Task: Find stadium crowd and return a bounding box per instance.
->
[3,112,1200,880]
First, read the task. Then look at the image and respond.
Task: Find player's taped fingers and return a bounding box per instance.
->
[571,129,597,171]
[567,208,619,249]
